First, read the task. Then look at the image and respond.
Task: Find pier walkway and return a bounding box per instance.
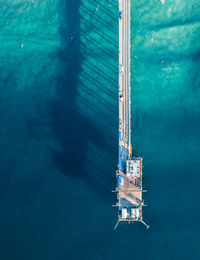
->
[114,0,149,229]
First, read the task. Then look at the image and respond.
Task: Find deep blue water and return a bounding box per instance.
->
[0,0,200,259]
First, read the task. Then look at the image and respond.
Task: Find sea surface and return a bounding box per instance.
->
[0,0,200,259]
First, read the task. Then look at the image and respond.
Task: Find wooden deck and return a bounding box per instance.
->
[117,158,143,221]
[115,0,149,229]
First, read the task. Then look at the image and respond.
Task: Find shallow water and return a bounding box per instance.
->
[0,0,200,259]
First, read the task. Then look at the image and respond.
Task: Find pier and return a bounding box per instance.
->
[114,0,149,229]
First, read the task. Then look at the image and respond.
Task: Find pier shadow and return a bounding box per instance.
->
[48,0,118,202]
[25,0,118,204]
[50,0,100,175]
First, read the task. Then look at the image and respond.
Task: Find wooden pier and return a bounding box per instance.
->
[115,0,149,229]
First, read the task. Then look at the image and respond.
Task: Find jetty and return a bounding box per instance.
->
[114,0,149,229]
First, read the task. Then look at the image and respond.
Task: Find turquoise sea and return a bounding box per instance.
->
[0,0,200,259]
